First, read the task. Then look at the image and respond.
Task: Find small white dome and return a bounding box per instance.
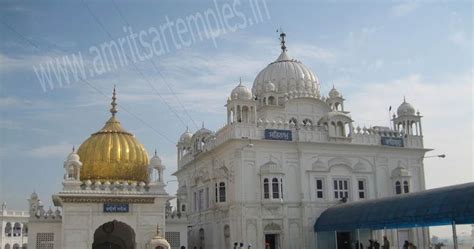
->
[329,86,341,98]
[194,124,214,138]
[179,128,193,143]
[231,82,253,100]
[397,98,416,116]
[67,151,80,162]
[150,151,162,167]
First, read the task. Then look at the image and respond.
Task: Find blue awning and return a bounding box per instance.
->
[314,183,474,232]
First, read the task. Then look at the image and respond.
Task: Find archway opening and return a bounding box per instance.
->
[92,220,135,249]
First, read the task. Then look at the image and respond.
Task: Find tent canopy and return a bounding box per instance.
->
[314,183,474,232]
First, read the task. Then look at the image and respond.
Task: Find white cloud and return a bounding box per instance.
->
[27,143,73,159]
[390,1,418,17]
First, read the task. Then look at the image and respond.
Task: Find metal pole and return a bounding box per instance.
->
[357,229,361,249]
[415,226,419,248]
[335,231,338,249]
[452,220,458,249]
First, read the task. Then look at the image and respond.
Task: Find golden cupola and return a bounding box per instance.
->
[77,88,149,183]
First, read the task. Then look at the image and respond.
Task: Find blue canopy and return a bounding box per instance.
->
[314,183,474,232]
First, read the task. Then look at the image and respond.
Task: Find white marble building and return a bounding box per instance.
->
[1,203,29,249]
[174,33,430,249]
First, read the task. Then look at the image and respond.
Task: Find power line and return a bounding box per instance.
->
[110,0,199,130]
[81,0,190,129]
[0,19,175,145]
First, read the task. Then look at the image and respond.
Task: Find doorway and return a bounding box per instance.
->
[92,220,136,249]
[265,234,280,249]
[336,232,351,249]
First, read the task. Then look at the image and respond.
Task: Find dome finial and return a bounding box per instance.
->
[239,77,242,86]
[154,148,157,156]
[72,145,75,153]
[278,28,287,52]
[110,85,118,117]
[403,96,406,103]
[201,122,204,128]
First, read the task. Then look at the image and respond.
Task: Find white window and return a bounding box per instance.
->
[205,187,210,209]
[198,189,204,211]
[315,178,325,199]
[263,178,270,199]
[403,180,410,193]
[215,182,226,203]
[358,179,366,199]
[395,181,402,195]
[262,177,283,200]
[194,192,197,212]
[333,179,349,200]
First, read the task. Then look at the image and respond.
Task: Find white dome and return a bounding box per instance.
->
[230,82,253,100]
[67,151,80,162]
[397,98,416,116]
[194,125,214,138]
[150,151,162,166]
[329,86,341,98]
[252,50,320,98]
[179,128,193,143]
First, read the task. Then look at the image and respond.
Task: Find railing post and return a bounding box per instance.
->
[452,220,458,249]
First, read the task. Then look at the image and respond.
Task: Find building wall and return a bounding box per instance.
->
[59,200,167,249]
[177,134,428,249]
[27,222,62,249]
[1,209,29,249]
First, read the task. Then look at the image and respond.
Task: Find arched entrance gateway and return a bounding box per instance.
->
[92,220,136,249]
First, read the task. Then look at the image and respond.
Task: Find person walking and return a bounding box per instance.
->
[403,240,409,249]
[374,240,380,249]
[382,236,390,249]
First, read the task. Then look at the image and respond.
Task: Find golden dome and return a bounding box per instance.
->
[77,88,149,183]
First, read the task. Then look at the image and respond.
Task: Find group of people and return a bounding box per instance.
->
[402,240,418,249]
[355,236,391,249]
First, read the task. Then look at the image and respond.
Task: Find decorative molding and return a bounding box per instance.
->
[58,196,155,204]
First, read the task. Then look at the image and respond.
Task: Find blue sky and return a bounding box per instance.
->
[0,0,472,229]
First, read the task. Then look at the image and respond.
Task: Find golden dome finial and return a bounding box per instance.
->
[110,85,118,117]
[76,85,150,183]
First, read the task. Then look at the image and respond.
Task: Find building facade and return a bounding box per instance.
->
[1,203,29,249]
[174,33,430,249]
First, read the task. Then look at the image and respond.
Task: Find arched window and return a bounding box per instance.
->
[263,178,269,199]
[5,244,11,249]
[241,106,249,123]
[216,182,226,203]
[303,119,313,126]
[5,222,12,237]
[337,121,345,136]
[13,244,20,249]
[395,181,402,195]
[181,204,186,212]
[289,118,298,127]
[272,178,280,199]
[22,224,28,236]
[403,181,410,193]
[268,96,275,105]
